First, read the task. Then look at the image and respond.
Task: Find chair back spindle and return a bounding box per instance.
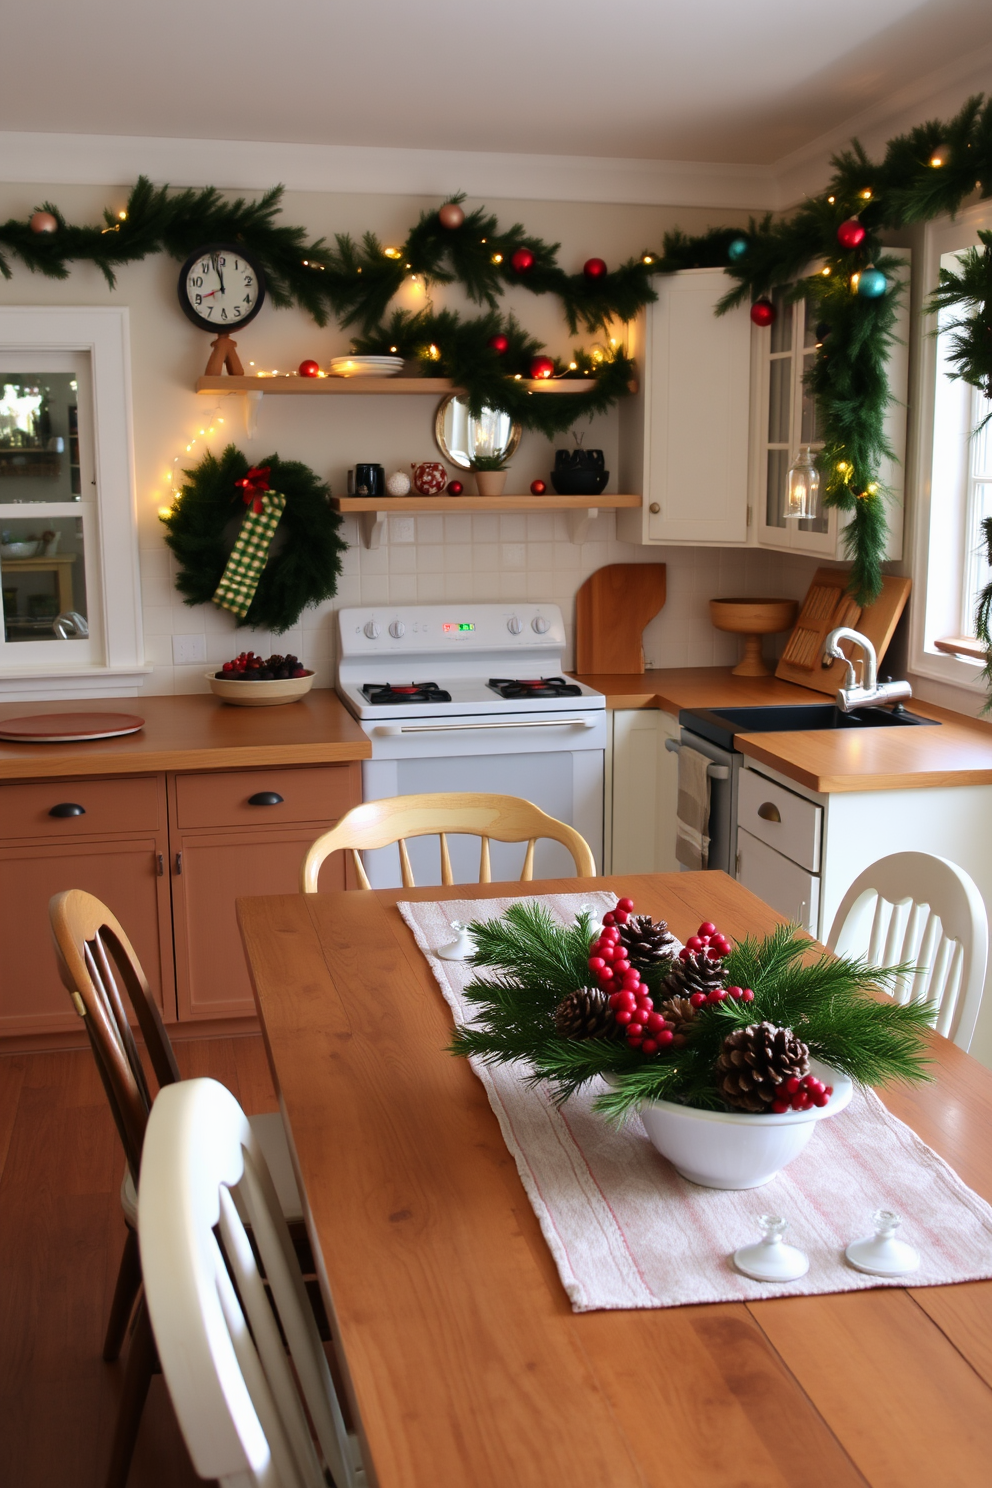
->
[828,852,988,1051]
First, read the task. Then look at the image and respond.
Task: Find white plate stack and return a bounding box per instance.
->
[329,355,405,378]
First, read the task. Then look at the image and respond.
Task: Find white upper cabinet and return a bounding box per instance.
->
[749,255,910,561]
[617,269,751,546]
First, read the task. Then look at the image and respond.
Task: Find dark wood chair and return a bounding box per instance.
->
[49,888,305,1488]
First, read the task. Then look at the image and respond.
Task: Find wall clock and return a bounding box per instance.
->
[177,243,266,331]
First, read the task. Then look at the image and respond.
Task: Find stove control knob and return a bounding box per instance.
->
[363,620,380,639]
[388,620,406,639]
[532,615,551,634]
[507,616,523,635]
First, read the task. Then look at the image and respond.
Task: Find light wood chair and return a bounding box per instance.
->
[301,791,596,892]
[139,1077,364,1488]
[49,888,305,1488]
[827,851,989,1051]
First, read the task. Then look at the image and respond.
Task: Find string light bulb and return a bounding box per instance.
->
[930,143,949,168]
[642,254,655,264]
[384,247,402,259]
[492,253,503,264]
[859,189,873,201]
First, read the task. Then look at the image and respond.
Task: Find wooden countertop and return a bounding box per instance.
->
[0,690,371,780]
[568,666,826,711]
[569,667,992,793]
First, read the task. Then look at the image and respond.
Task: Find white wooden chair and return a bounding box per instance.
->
[827,851,989,1051]
[301,790,596,892]
[139,1077,364,1488]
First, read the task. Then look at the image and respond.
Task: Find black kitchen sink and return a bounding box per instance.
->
[680,703,940,752]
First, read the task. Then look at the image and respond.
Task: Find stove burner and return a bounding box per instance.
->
[361,682,452,704]
[487,676,582,699]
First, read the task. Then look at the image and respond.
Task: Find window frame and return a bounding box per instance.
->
[0,307,146,697]
[909,206,992,696]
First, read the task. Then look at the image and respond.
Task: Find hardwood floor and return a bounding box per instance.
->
[0,1034,279,1488]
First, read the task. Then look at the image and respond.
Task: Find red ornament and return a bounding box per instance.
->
[530,479,547,495]
[529,355,555,380]
[488,333,510,354]
[447,479,464,496]
[29,211,58,234]
[438,202,465,230]
[750,297,776,327]
[510,247,535,273]
[837,217,866,250]
[411,461,447,495]
[583,257,608,281]
[298,359,320,378]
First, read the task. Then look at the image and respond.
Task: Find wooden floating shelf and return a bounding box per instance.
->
[196,375,636,396]
[331,493,642,549]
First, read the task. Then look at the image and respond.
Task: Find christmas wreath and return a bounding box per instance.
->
[450,898,932,1120]
[161,444,346,633]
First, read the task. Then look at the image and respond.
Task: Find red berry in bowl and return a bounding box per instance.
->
[698,921,716,937]
[614,1009,632,1025]
[657,1029,674,1045]
[641,1038,658,1054]
[685,935,703,951]
[617,897,635,912]
[602,912,616,926]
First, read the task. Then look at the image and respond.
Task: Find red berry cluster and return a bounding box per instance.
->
[678,921,732,963]
[689,984,755,1010]
[218,651,310,681]
[588,898,675,1055]
[770,1074,834,1115]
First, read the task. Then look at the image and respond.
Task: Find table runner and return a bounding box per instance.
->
[399,890,992,1310]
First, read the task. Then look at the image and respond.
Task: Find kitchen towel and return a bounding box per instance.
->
[399,890,992,1311]
[674,745,711,871]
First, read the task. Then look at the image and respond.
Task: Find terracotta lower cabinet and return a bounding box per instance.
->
[0,760,361,1039]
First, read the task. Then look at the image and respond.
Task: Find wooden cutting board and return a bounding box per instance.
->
[775,570,911,693]
[575,563,666,673]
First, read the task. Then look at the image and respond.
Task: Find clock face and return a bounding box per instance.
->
[178,244,266,332]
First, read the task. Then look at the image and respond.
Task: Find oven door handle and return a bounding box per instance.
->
[664,737,730,780]
[373,716,599,736]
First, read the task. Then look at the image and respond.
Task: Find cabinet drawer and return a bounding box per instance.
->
[0,774,163,841]
[738,768,822,873]
[174,765,355,830]
[737,828,820,937]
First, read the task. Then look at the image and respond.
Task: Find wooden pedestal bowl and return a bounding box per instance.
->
[709,597,798,677]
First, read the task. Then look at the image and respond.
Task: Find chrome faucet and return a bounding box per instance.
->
[824,626,912,712]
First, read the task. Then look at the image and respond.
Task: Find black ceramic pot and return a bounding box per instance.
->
[550,447,609,496]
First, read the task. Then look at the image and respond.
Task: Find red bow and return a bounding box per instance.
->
[235,465,271,515]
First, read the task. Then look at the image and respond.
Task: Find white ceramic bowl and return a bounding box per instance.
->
[329,355,404,378]
[206,671,315,707]
[638,1061,853,1189]
[1,541,41,558]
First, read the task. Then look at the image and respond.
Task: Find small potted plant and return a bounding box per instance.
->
[470,453,510,497]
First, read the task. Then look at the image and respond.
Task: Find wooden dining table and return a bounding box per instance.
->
[237,871,992,1488]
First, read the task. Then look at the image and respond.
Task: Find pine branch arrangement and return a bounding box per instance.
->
[450,904,933,1121]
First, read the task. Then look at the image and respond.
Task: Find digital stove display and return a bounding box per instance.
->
[488,677,582,699]
[443,622,475,633]
[360,682,452,704]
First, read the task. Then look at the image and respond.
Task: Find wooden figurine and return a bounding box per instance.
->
[204,333,244,377]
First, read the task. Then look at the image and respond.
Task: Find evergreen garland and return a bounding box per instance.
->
[9,93,992,605]
[450,904,932,1120]
[161,444,346,633]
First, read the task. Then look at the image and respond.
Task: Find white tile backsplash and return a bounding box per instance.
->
[140,504,829,695]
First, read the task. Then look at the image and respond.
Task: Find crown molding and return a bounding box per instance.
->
[774,40,992,207]
[0,129,781,211]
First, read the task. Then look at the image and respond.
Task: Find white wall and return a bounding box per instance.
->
[0,179,823,690]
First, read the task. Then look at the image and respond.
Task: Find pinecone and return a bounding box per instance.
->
[617,914,678,968]
[658,994,698,1032]
[715,1022,810,1113]
[661,950,725,1000]
[554,988,615,1040]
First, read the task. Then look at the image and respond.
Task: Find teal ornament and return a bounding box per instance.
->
[857,267,888,299]
[727,237,748,263]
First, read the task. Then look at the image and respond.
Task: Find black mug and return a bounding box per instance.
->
[353,463,385,497]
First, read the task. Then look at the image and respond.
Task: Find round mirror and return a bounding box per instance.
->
[434,395,522,471]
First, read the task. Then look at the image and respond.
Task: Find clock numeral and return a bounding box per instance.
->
[194,294,202,306]
[217,255,226,267]
[243,294,252,305]
[200,260,210,273]
[190,275,204,288]
[205,305,214,317]
[233,306,242,317]
[221,308,228,321]
[233,258,242,270]
[244,276,253,287]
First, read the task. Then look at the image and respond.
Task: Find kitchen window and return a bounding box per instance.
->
[0,308,145,696]
[911,205,992,692]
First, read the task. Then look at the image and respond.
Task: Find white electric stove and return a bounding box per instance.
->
[336,603,606,887]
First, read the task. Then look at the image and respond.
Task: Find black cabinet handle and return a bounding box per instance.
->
[157,853,164,877]
[175,852,183,875]
[49,802,85,818]
[248,791,284,806]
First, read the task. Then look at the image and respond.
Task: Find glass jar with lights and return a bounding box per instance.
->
[784,446,821,520]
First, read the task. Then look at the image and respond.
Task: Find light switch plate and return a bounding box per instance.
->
[172,634,206,665]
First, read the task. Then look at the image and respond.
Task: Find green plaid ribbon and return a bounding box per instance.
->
[212,489,287,619]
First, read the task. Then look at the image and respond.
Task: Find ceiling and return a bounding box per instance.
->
[2,0,991,166]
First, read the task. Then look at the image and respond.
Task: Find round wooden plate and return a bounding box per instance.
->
[0,712,145,742]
